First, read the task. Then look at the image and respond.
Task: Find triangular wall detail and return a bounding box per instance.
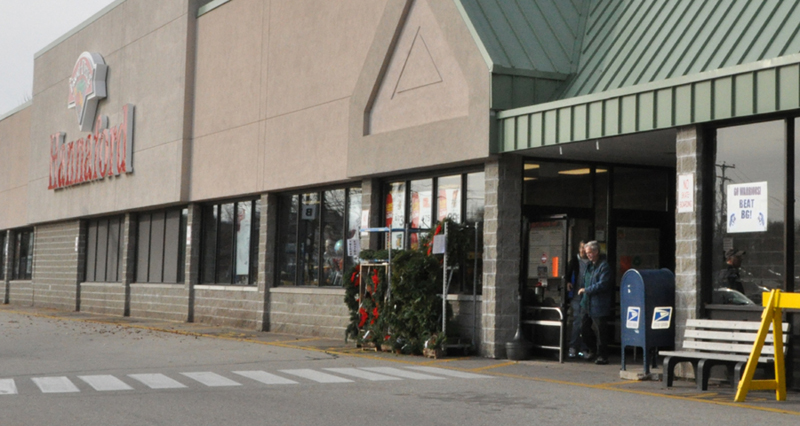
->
[394,28,443,96]
[367,0,468,135]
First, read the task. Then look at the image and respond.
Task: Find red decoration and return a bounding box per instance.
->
[358,307,368,328]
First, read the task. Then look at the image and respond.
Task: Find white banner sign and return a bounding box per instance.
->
[726,182,768,233]
[346,237,361,257]
[677,174,693,213]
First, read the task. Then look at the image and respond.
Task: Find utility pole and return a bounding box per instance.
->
[716,161,735,244]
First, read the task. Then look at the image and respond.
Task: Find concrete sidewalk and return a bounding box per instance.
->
[2,304,799,417]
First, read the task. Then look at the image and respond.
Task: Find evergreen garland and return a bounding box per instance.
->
[343,219,471,354]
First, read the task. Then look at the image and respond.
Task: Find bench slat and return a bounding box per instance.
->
[685,319,789,332]
[682,340,777,355]
[683,329,787,344]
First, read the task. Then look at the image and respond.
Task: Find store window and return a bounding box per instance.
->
[85,216,124,282]
[277,187,361,287]
[12,229,34,280]
[136,208,187,284]
[712,120,785,305]
[383,171,484,294]
[201,199,261,285]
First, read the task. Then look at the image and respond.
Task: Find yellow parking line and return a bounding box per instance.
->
[594,380,646,388]
[268,337,326,344]
[470,361,517,371]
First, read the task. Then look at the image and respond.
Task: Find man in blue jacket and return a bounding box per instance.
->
[577,240,614,365]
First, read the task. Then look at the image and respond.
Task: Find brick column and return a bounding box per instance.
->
[121,213,137,316]
[360,178,382,250]
[482,155,523,358]
[184,204,202,322]
[258,193,277,331]
[2,230,10,304]
[675,126,705,377]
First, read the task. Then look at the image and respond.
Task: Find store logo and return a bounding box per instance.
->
[651,307,672,329]
[49,53,135,190]
[68,52,107,131]
[626,307,640,329]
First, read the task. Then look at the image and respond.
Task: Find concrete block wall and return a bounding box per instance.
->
[30,221,83,311]
[8,281,33,306]
[268,288,349,339]
[481,155,523,358]
[129,284,189,322]
[80,283,126,315]
[674,125,705,378]
[194,287,262,329]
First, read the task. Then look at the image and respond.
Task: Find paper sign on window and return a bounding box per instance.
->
[726,182,767,233]
[678,174,693,213]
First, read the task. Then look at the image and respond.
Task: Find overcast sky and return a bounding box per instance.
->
[0,0,117,116]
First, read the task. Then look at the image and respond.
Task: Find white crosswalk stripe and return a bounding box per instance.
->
[128,374,187,389]
[232,370,298,385]
[78,375,134,391]
[360,367,445,380]
[32,376,81,393]
[323,368,402,381]
[279,369,353,383]
[0,365,491,395]
[181,372,242,387]
[405,366,492,379]
[0,379,18,395]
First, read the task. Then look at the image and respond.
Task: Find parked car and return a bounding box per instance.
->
[712,288,755,305]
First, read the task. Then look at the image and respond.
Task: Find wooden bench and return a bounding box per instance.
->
[660,319,789,390]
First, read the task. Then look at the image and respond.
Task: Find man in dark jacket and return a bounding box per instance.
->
[566,241,591,358]
[577,240,614,365]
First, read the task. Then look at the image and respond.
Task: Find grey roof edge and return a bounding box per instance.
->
[498,52,800,119]
[452,0,493,71]
[0,101,32,122]
[34,0,126,59]
[198,0,231,17]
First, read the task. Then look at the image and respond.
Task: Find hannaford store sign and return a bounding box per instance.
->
[49,52,135,190]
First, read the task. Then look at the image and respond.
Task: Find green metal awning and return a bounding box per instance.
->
[496,54,800,153]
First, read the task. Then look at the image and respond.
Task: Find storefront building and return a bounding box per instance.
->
[0,0,799,388]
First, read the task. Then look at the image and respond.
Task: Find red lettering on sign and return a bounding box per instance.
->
[48,105,135,190]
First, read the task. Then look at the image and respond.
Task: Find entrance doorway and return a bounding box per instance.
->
[520,160,675,360]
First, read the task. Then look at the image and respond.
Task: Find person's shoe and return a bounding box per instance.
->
[580,351,595,361]
[594,356,609,365]
[568,348,578,358]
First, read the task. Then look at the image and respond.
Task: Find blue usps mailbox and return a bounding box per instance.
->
[620,269,675,375]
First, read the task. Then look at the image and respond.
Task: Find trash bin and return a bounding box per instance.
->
[620,268,675,374]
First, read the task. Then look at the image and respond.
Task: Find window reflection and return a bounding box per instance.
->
[713,120,785,305]
[410,179,433,249]
[322,190,345,286]
[346,189,362,273]
[437,175,461,222]
[380,171,484,294]
[277,188,360,287]
[200,200,260,285]
[278,194,299,286]
[466,172,485,223]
